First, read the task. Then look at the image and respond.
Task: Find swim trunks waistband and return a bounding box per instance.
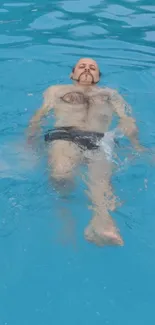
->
[44,126,105,150]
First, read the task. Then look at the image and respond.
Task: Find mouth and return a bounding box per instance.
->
[78,71,94,83]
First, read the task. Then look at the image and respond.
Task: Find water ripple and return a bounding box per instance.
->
[60,0,102,13]
[29,11,83,30]
[0,34,32,44]
[3,2,33,7]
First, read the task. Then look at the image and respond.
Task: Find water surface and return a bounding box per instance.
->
[0,1,155,324]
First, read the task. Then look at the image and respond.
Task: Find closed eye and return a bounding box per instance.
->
[90,65,96,70]
[79,64,85,69]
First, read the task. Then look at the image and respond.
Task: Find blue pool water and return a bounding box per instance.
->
[1,0,155,324]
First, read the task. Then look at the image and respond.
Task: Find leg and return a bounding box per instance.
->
[84,150,123,246]
[48,140,81,194]
[48,140,81,244]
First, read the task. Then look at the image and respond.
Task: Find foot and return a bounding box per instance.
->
[84,223,124,247]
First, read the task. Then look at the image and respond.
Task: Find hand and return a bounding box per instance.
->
[134,144,148,153]
[118,117,137,137]
[27,135,34,145]
[26,134,38,150]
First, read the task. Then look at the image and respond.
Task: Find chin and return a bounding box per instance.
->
[79,78,93,85]
[80,75,92,81]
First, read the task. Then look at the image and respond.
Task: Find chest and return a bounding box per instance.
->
[54,89,113,122]
[59,90,111,108]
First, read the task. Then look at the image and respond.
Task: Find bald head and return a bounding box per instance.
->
[70,58,101,85]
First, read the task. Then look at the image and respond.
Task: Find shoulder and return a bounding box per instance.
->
[93,86,120,102]
[43,85,62,97]
[43,84,75,98]
[101,87,119,97]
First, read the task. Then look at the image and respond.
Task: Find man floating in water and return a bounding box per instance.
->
[27,57,145,247]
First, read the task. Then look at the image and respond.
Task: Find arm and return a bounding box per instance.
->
[109,88,144,151]
[27,86,56,139]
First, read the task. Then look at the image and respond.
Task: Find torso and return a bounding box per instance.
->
[46,84,114,133]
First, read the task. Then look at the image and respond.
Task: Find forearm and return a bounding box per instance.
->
[29,111,43,130]
[27,112,43,138]
[109,88,145,151]
[118,116,143,150]
[27,102,51,137]
[26,86,56,143]
[118,116,137,135]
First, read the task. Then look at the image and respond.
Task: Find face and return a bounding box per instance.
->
[71,58,100,85]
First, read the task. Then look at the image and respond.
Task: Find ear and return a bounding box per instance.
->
[94,71,101,84]
[70,66,75,79]
[70,72,73,79]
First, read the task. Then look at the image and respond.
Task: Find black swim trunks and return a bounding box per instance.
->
[44,126,105,150]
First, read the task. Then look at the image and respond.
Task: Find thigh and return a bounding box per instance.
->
[48,140,82,178]
[87,149,113,183]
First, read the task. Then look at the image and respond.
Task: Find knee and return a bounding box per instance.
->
[48,150,76,191]
[50,171,74,196]
[51,163,73,181]
[49,162,73,193]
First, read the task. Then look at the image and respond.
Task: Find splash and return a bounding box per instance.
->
[99,128,154,172]
[0,140,39,180]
